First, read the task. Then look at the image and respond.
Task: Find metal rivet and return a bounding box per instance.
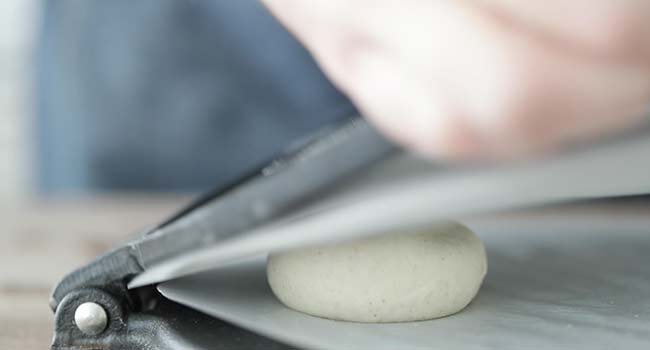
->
[74,302,108,335]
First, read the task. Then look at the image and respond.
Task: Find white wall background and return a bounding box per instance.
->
[0,0,39,199]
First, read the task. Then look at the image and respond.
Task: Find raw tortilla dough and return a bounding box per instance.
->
[266,221,487,323]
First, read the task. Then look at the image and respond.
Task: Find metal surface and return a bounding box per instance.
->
[74,302,108,336]
[132,131,650,288]
[134,116,397,268]
[50,114,650,349]
[53,289,295,350]
[50,116,396,349]
[50,116,396,310]
[159,212,650,350]
[52,287,128,350]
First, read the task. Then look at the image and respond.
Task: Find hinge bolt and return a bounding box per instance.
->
[74,302,108,335]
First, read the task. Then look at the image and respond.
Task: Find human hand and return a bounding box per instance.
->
[263,0,650,160]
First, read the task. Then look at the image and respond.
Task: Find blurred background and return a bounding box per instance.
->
[0,0,38,200]
[1,1,355,347]
[2,0,355,202]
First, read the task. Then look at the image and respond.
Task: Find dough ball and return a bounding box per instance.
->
[266,221,487,323]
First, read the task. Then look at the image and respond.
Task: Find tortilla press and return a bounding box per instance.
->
[49,116,650,349]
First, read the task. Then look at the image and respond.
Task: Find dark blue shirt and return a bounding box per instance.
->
[36,0,354,193]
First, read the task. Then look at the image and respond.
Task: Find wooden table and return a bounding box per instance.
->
[0,195,191,349]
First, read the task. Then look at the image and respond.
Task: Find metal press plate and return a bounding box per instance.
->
[132,132,650,288]
[159,207,650,350]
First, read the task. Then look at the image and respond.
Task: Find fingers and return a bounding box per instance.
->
[337,48,491,159]
[263,0,650,160]
[474,0,650,65]
[329,1,650,158]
